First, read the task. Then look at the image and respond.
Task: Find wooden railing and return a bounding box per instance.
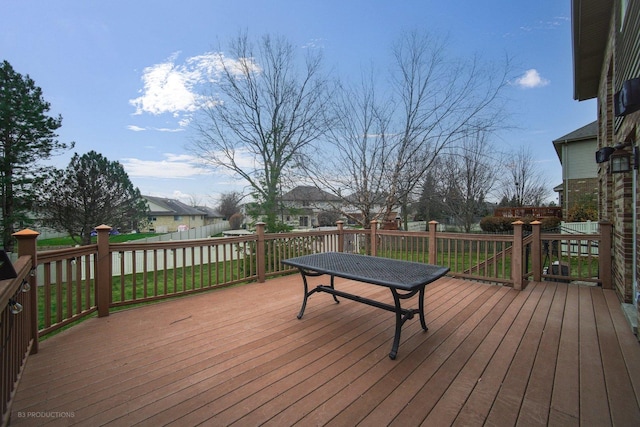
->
[1,230,38,427]
[2,219,612,424]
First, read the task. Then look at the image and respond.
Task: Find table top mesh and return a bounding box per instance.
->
[282,252,449,290]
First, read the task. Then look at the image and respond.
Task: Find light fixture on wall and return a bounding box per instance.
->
[609,143,638,174]
[610,148,632,173]
[614,77,640,117]
[595,146,615,163]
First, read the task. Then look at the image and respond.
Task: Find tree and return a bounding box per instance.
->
[499,146,550,207]
[190,33,331,232]
[298,72,392,228]
[217,191,243,220]
[36,151,148,245]
[300,31,510,229]
[0,60,73,251]
[383,31,510,228]
[437,130,501,232]
[414,163,448,223]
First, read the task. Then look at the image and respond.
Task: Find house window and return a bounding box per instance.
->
[174,215,182,221]
[299,216,309,227]
[147,216,157,221]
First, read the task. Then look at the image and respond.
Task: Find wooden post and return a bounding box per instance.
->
[599,221,612,289]
[512,221,524,290]
[256,222,266,283]
[428,221,438,265]
[14,229,40,354]
[336,220,344,253]
[370,220,378,257]
[531,221,542,282]
[95,224,112,317]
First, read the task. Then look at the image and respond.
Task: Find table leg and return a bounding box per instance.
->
[296,269,338,319]
[329,275,339,303]
[388,286,427,359]
[418,286,428,331]
[390,289,403,359]
[389,289,416,359]
[297,271,311,319]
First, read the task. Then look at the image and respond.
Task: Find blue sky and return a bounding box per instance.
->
[1,0,595,206]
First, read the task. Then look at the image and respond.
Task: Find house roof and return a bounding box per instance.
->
[281,186,342,202]
[571,0,613,100]
[195,205,223,218]
[144,195,207,216]
[552,120,598,161]
[552,120,598,143]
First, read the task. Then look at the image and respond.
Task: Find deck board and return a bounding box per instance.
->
[452,280,545,426]
[548,284,580,427]
[579,285,611,426]
[8,275,640,426]
[517,282,565,426]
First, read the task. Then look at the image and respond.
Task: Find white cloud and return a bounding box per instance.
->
[121,153,210,179]
[127,125,185,132]
[129,53,202,116]
[129,51,259,128]
[302,38,326,49]
[514,69,549,89]
[153,127,185,133]
[519,16,568,33]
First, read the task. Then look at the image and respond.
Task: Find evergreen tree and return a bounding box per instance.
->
[0,60,73,251]
[36,151,148,245]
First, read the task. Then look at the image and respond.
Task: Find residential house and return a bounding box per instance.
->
[194,205,226,225]
[552,120,599,218]
[571,0,639,323]
[142,195,207,233]
[280,186,342,228]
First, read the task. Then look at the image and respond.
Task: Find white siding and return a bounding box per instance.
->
[565,140,597,179]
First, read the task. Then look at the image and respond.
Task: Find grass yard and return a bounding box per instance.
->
[37,233,160,247]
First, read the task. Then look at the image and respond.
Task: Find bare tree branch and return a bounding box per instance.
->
[189,33,331,230]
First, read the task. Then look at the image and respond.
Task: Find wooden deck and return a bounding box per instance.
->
[9,275,640,426]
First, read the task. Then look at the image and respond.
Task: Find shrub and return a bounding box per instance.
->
[479,216,515,232]
[567,204,598,222]
[479,215,561,233]
[317,211,341,227]
[229,212,244,229]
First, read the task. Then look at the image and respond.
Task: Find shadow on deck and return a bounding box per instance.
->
[9,275,640,426]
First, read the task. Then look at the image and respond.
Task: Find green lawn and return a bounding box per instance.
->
[37,233,160,247]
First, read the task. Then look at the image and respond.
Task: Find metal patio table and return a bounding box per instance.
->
[282,252,450,359]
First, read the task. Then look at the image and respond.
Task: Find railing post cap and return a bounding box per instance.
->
[336,220,344,225]
[530,220,542,225]
[12,229,40,238]
[95,224,112,231]
[429,220,439,225]
[511,220,524,225]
